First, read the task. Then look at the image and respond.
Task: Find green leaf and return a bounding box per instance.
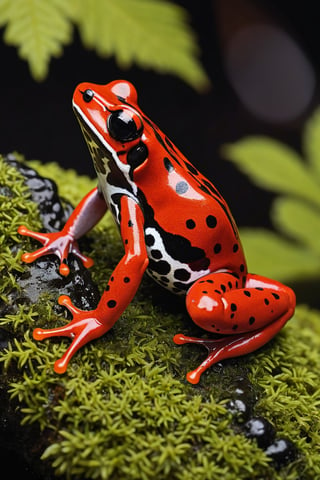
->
[1,0,75,80]
[74,0,210,91]
[0,0,11,26]
[223,137,320,208]
[272,197,320,256]
[303,107,320,179]
[240,228,320,282]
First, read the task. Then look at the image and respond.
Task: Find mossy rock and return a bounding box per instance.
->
[0,154,319,479]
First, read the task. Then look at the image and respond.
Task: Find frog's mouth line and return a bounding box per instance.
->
[72,102,125,166]
[72,101,138,197]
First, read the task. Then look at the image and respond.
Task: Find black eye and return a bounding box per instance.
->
[82,89,94,102]
[127,142,148,169]
[107,110,140,142]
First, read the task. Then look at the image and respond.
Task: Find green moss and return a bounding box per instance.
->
[0,154,320,479]
[0,155,41,305]
[249,306,320,478]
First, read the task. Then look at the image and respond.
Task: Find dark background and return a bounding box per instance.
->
[0,1,319,478]
[1,0,319,229]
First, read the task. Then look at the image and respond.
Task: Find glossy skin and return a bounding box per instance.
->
[18,80,296,383]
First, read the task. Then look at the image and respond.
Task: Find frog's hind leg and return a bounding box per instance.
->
[174,272,295,384]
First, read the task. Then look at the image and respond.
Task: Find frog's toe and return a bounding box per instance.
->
[72,249,94,269]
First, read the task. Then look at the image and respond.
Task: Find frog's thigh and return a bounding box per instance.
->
[186,272,295,334]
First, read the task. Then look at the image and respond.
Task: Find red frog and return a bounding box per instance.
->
[18,80,296,384]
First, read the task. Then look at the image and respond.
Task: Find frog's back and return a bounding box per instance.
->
[131,126,246,294]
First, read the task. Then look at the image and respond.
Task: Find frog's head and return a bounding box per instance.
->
[72,80,150,193]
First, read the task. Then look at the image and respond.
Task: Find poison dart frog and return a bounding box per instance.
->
[18,80,296,384]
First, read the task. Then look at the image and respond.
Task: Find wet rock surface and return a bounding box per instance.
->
[5,153,72,231]
[1,153,100,319]
[226,374,298,468]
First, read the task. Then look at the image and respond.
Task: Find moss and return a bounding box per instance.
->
[0,154,320,479]
[0,155,41,306]
[249,306,320,478]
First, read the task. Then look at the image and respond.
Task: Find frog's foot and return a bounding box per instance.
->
[174,315,289,385]
[18,225,94,276]
[174,333,236,384]
[33,295,108,374]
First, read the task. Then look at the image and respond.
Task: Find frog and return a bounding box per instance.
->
[18,80,296,384]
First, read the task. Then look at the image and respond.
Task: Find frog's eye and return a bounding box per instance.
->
[107,110,141,142]
[82,89,94,103]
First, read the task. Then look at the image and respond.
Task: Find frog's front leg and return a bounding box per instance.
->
[174,272,296,384]
[18,187,107,276]
[34,195,149,374]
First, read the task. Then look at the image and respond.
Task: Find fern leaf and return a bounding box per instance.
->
[240,228,320,282]
[303,107,320,179]
[74,0,209,91]
[0,0,11,26]
[223,137,320,208]
[1,0,75,80]
[272,197,320,256]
